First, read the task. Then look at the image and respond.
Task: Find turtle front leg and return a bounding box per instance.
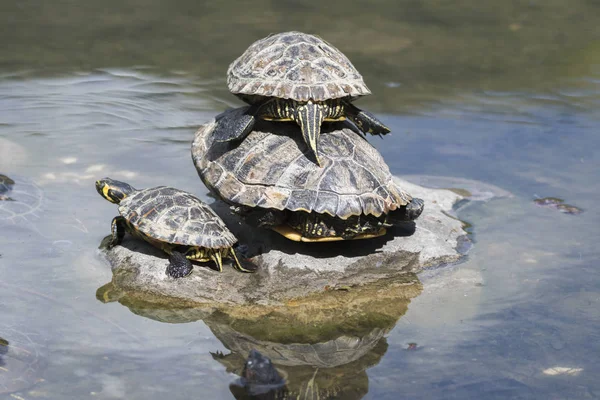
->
[213,106,257,143]
[344,102,391,137]
[109,216,127,248]
[166,251,194,278]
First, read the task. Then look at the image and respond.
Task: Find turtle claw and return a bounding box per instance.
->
[167,251,193,278]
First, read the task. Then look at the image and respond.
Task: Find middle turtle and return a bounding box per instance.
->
[214,31,390,166]
[193,120,423,242]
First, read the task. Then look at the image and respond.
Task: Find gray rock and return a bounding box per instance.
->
[99,176,467,306]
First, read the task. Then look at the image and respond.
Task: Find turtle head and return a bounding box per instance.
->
[95,178,135,204]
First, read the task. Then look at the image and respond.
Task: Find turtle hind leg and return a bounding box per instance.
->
[228,247,257,273]
[109,216,127,248]
[166,251,194,278]
[213,106,256,142]
[344,102,391,137]
[387,198,425,224]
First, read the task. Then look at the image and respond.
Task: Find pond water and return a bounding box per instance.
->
[1,1,600,399]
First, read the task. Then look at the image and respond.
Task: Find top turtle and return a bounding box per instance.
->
[227,31,370,101]
[214,31,390,166]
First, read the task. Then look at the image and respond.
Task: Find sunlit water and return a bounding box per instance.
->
[1,1,600,398]
[0,66,598,399]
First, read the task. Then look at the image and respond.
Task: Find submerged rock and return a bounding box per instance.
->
[99,174,466,306]
[533,197,583,215]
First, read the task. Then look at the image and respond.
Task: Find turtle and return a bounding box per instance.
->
[0,329,46,395]
[213,31,390,166]
[0,174,44,223]
[0,174,15,201]
[95,178,255,278]
[192,120,423,242]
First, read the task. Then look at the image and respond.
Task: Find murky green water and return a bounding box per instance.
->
[1,1,600,399]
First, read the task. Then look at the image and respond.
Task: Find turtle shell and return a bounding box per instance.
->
[192,121,412,220]
[227,31,371,102]
[119,187,236,249]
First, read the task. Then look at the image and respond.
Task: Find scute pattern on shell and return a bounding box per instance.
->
[119,187,236,249]
[227,31,371,101]
[192,121,412,220]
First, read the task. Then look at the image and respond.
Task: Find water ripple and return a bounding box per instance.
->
[0,70,220,143]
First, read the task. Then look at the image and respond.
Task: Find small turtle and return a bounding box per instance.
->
[95,178,255,277]
[214,31,390,166]
[193,121,423,242]
[0,330,46,395]
[0,174,15,201]
[0,174,43,223]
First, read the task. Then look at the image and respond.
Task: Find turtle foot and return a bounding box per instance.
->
[166,251,193,278]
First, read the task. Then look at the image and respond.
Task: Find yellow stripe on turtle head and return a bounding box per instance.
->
[102,184,113,202]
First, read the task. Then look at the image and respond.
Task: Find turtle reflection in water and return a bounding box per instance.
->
[0,332,45,395]
[229,350,287,399]
[230,350,332,400]
[95,178,255,277]
[214,31,390,166]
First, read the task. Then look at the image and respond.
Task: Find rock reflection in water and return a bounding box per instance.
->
[96,273,422,399]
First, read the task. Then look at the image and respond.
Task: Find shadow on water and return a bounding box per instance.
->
[96,273,423,399]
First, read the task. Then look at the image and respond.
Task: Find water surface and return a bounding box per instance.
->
[1,1,600,399]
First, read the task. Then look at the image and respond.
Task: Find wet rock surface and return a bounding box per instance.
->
[99,176,467,306]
